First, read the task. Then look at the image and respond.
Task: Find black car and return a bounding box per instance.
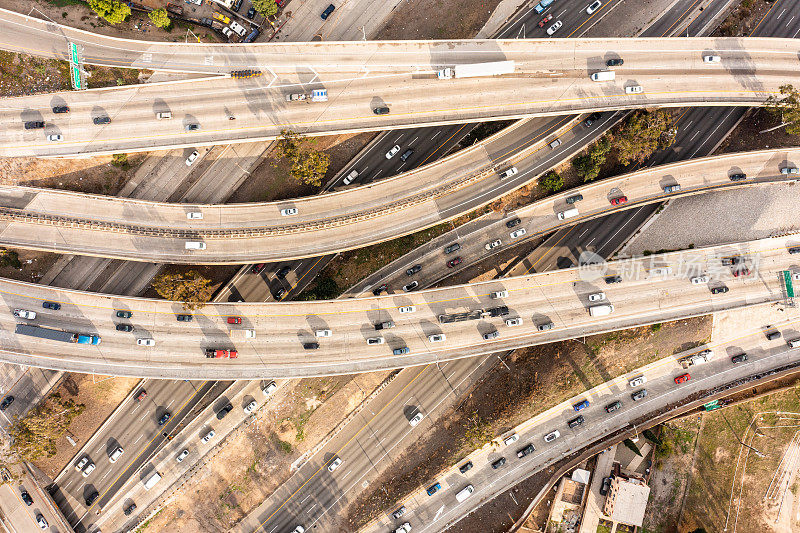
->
[391,506,406,519]
[459,461,473,474]
[491,457,506,469]
[566,193,584,204]
[766,330,782,341]
[506,218,521,228]
[303,342,320,350]
[582,113,600,127]
[606,58,624,66]
[731,353,748,364]
[710,286,729,294]
[444,243,461,254]
[372,283,388,296]
[568,415,584,428]
[116,310,132,318]
[199,17,213,26]
[373,107,390,115]
[251,263,267,274]
[185,123,199,132]
[42,301,61,310]
[604,275,623,284]
[116,324,134,332]
[124,502,137,516]
[20,490,33,506]
[600,476,612,495]
[605,400,622,413]
[788,247,800,254]
[247,6,256,18]
[93,116,111,125]
[217,403,233,419]
[517,444,535,458]
[0,395,14,411]
[158,412,171,426]
[231,0,242,10]
[406,264,422,276]
[176,314,193,322]
[52,105,70,114]
[24,121,45,129]
[85,490,99,506]
[321,3,335,19]
[276,266,292,279]
[631,389,648,401]
[729,173,747,181]
[400,149,413,162]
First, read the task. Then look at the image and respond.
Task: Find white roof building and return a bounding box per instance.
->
[602,476,650,527]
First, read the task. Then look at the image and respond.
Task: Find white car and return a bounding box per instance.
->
[395,524,412,533]
[36,515,48,530]
[498,166,518,179]
[82,461,95,477]
[315,329,332,337]
[281,208,299,216]
[409,412,424,426]
[262,380,277,396]
[367,337,385,345]
[691,275,710,284]
[243,400,258,414]
[625,84,644,94]
[229,20,247,37]
[47,134,62,141]
[75,456,89,471]
[201,430,215,443]
[222,26,235,38]
[485,239,502,250]
[176,449,189,462]
[546,20,562,35]
[703,55,721,63]
[293,527,305,533]
[327,457,342,472]
[544,430,560,443]
[586,0,602,13]
[13,309,36,320]
[503,434,519,445]
[428,334,445,343]
[510,228,526,239]
[187,212,203,220]
[780,166,799,174]
[386,145,401,159]
[505,317,523,327]
[343,169,359,185]
[137,338,155,346]
[491,290,509,299]
[588,292,605,302]
[398,306,416,314]
[628,375,647,387]
[185,150,199,166]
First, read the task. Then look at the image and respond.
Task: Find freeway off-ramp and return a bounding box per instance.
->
[0,236,797,379]
[0,147,797,263]
[2,37,800,156]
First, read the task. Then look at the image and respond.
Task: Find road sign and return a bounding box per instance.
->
[69,64,81,90]
[783,270,795,298]
[69,42,78,64]
[67,42,84,90]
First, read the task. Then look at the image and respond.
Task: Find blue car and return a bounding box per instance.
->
[321,3,335,19]
[573,399,590,411]
[42,301,61,311]
[426,482,441,496]
[534,0,554,13]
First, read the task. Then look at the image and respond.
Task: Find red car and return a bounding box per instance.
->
[135,389,147,402]
[674,373,691,384]
[610,196,628,206]
[227,316,242,324]
[251,263,266,274]
[205,349,238,359]
[447,257,463,268]
[733,267,750,277]
[538,14,553,27]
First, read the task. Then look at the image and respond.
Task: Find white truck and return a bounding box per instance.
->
[437,60,515,80]
[143,472,162,490]
[285,89,328,103]
[679,349,713,368]
[588,304,614,317]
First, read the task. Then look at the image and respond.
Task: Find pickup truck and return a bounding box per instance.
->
[205,348,238,359]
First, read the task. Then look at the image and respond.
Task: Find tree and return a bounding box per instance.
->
[148,8,171,29]
[88,0,131,24]
[275,130,331,187]
[539,170,564,192]
[765,84,800,135]
[152,270,214,310]
[9,394,85,462]
[251,0,278,17]
[572,136,612,182]
[614,110,677,165]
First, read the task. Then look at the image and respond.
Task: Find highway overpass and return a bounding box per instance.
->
[0,147,796,263]
[1,37,798,156]
[0,236,797,379]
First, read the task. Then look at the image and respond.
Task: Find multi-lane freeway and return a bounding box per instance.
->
[0,236,796,378]
[2,37,798,156]
[0,147,796,263]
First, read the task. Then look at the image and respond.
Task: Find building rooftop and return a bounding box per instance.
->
[603,477,650,526]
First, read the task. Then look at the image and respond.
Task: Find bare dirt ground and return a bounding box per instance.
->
[343,317,711,529]
[31,374,140,478]
[715,108,800,156]
[140,371,390,532]
[374,0,505,40]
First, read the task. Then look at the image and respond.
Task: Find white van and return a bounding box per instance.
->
[557,207,579,220]
[156,111,172,120]
[589,304,614,317]
[625,85,643,94]
[143,472,162,490]
[185,241,206,250]
[591,70,615,82]
[456,485,474,502]
[109,446,124,463]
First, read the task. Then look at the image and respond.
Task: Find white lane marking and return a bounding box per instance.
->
[140,412,147,421]
[408,136,419,146]
[132,434,143,445]
[307,503,317,513]
[433,504,445,521]
[300,494,311,503]
[341,469,352,480]
[431,131,441,140]
[101,470,110,480]
[167,399,174,408]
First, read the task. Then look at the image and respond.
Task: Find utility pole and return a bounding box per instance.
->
[722,412,766,458]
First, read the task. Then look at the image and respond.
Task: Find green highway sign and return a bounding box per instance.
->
[783,270,795,298]
[70,42,78,64]
[70,64,81,89]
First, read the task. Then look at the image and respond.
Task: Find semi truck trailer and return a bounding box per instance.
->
[437,60,515,80]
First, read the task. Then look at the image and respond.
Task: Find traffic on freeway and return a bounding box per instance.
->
[0,147,795,263]
[2,38,799,156]
[0,236,797,379]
